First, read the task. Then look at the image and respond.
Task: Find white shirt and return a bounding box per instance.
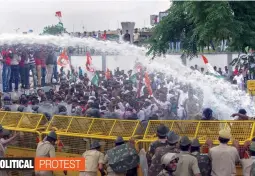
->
[178,90,188,107]
[119,34,124,42]
[233,74,244,85]
[133,33,140,42]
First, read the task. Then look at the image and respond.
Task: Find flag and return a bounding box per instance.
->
[55,11,62,18]
[36,136,40,143]
[91,72,99,86]
[202,55,208,64]
[129,74,137,84]
[57,140,64,152]
[57,49,69,67]
[86,52,94,72]
[202,55,223,78]
[144,72,153,96]
[105,68,111,80]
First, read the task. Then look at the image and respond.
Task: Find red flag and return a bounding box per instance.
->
[36,136,40,143]
[86,52,94,72]
[55,11,62,17]
[57,140,64,152]
[144,72,153,96]
[202,55,208,64]
[105,68,111,80]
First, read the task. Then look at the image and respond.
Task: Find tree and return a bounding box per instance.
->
[42,22,66,35]
[147,1,255,59]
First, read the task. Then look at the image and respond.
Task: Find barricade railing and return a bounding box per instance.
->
[0,112,253,176]
[143,120,255,145]
[46,115,143,138]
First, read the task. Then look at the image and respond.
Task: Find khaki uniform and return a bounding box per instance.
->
[79,150,104,176]
[174,151,200,176]
[104,154,125,176]
[35,141,56,176]
[240,158,253,176]
[0,142,8,176]
[208,143,240,176]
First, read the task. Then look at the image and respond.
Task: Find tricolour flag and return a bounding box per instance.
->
[85,52,99,86]
[201,55,223,78]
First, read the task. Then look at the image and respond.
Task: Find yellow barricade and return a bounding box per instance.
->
[42,116,142,176]
[247,80,255,95]
[46,115,142,138]
[0,112,253,176]
[142,120,255,145]
[0,112,48,176]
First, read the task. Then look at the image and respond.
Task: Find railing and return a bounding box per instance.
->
[0,111,250,176]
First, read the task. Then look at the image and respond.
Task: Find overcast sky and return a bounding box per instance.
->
[0,0,170,34]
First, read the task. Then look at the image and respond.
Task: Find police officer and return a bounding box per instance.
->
[157,153,179,176]
[190,139,211,176]
[0,125,17,176]
[80,141,105,176]
[208,129,239,176]
[149,131,180,176]
[146,124,169,167]
[174,136,201,176]
[104,136,126,176]
[35,131,57,176]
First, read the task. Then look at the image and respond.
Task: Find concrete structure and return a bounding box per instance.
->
[121,22,135,43]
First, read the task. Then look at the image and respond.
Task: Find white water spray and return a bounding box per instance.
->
[0,33,254,119]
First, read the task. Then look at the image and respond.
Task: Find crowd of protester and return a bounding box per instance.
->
[70,28,141,44]
[190,64,252,91]
[0,44,208,122]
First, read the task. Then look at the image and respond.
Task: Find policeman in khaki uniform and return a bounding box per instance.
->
[79,141,105,176]
[104,136,126,176]
[208,129,240,176]
[0,124,18,176]
[35,131,57,176]
[157,153,179,176]
[240,141,255,176]
[146,124,169,167]
[174,136,201,176]
[190,139,211,176]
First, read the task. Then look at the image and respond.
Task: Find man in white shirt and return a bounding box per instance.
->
[233,72,244,90]
[118,30,124,43]
[177,88,188,120]
[133,28,140,45]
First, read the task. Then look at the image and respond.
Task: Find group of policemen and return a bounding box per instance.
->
[34,130,135,176]
[146,124,255,176]
[1,122,255,175]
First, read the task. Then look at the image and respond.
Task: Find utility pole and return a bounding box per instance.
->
[14,28,20,33]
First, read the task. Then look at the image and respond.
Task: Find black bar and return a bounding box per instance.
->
[0,158,34,170]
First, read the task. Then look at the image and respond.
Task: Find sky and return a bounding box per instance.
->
[0,0,170,34]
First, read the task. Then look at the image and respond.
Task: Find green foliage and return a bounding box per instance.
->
[42,22,66,35]
[148,1,255,59]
